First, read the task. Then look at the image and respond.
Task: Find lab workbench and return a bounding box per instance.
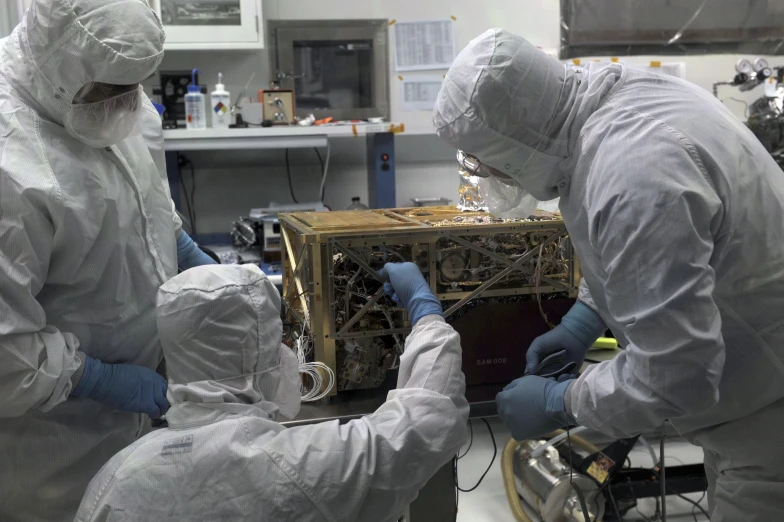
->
[163,122,404,220]
[283,348,618,428]
[281,349,619,522]
[163,122,404,151]
[284,383,502,428]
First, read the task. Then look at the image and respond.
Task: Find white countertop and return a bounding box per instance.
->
[163,122,404,151]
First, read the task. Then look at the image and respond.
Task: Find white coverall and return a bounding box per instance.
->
[0,1,178,520]
[74,264,469,522]
[434,29,784,521]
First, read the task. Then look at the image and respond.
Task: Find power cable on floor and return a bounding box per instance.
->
[650,468,710,520]
[692,491,707,522]
[453,418,497,493]
[606,484,625,521]
[660,435,667,522]
[457,420,473,460]
[452,417,497,519]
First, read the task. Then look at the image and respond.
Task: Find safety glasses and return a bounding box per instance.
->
[457,150,491,177]
[457,150,516,184]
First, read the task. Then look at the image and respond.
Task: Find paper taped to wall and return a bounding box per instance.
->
[647,62,686,79]
[394,20,455,71]
[401,76,444,111]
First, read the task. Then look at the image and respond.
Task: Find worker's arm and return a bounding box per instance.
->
[176,230,217,271]
[0,175,82,417]
[566,128,725,438]
[263,270,468,521]
[140,99,183,236]
[577,278,600,313]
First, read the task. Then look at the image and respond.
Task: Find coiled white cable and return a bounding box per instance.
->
[299,361,335,401]
[296,332,335,401]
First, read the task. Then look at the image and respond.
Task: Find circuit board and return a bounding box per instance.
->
[280,207,578,395]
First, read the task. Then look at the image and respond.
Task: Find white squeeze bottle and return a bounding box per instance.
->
[185,68,207,130]
[211,73,231,129]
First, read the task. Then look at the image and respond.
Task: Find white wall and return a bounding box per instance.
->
[154,0,775,235]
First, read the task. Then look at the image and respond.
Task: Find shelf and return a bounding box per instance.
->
[163,42,264,51]
[162,122,405,151]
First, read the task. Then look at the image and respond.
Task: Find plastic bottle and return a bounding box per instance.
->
[347,197,369,210]
[211,72,231,129]
[185,68,206,130]
[765,76,779,98]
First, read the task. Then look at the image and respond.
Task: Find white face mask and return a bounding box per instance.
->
[481,175,539,219]
[65,86,143,148]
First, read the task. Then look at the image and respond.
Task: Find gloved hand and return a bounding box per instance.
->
[177,231,217,271]
[525,301,606,375]
[496,375,576,441]
[71,356,169,418]
[378,262,442,325]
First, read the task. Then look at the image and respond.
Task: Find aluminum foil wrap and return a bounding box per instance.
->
[457,167,488,212]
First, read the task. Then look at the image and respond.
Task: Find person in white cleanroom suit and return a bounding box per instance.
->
[434,29,784,522]
[74,263,468,522]
[0,1,214,520]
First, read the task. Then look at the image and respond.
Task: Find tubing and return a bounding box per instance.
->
[530,426,590,459]
[638,435,659,468]
[502,431,602,522]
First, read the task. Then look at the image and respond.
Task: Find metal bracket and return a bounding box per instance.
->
[331,242,391,338]
[281,228,310,322]
[448,234,570,291]
[336,287,387,337]
[443,230,565,318]
[333,243,385,282]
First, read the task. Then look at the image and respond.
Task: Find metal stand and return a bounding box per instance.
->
[366,132,396,208]
[164,130,399,242]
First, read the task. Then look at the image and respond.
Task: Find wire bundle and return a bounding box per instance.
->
[286,142,331,204]
[177,154,198,236]
[295,330,335,401]
[452,418,498,519]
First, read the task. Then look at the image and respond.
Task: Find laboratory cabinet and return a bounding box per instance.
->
[149,0,264,51]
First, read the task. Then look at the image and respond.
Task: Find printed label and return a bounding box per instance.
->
[586,453,615,484]
[161,434,194,456]
[476,358,507,366]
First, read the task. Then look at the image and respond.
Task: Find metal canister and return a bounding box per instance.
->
[513,440,605,522]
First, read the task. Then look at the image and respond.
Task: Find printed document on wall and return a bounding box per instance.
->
[401,76,444,111]
[395,20,455,71]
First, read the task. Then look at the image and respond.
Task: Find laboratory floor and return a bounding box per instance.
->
[454,418,710,522]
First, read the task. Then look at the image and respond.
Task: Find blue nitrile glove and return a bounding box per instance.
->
[496,375,576,441]
[525,301,606,375]
[71,356,169,418]
[378,262,442,325]
[177,231,217,271]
